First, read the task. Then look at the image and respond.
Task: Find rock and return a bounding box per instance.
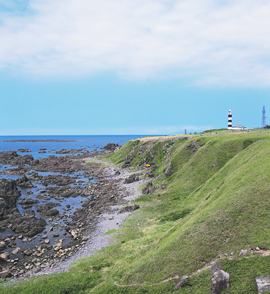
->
[44,239,50,244]
[16,175,34,188]
[0,252,10,261]
[109,216,114,220]
[70,230,78,240]
[142,182,155,195]
[12,247,20,255]
[174,275,189,290]
[211,262,222,275]
[211,270,230,294]
[42,235,48,239]
[53,232,59,237]
[124,174,139,184]
[161,183,166,189]
[0,241,6,250]
[101,143,120,152]
[0,270,12,279]
[0,179,21,208]
[256,275,270,294]
[23,249,32,256]
[256,247,260,251]
[119,205,140,213]
[238,249,248,257]
[165,161,174,176]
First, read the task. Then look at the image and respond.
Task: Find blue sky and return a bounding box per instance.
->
[0,0,269,135]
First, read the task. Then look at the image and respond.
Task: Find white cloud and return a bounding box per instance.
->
[0,0,270,86]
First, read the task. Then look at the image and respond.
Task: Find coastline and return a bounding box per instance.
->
[8,160,146,281]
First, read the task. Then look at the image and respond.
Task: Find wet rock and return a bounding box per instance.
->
[23,249,32,256]
[256,274,270,294]
[0,241,6,250]
[0,270,12,279]
[12,247,20,255]
[211,270,230,294]
[11,215,47,237]
[16,175,34,188]
[53,232,59,237]
[119,205,140,213]
[44,239,50,244]
[0,179,21,208]
[0,252,10,261]
[19,198,39,205]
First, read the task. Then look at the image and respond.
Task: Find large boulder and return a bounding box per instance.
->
[211,270,230,294]
[256,275,270,294]
[0,179,21,207]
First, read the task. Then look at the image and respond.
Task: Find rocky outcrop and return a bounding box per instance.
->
[165,161,174,176]
[211,263,230,294]
[142,182,155,195]
[101,143,121,152]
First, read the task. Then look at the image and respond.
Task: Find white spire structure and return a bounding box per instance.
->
[228,109,232,129]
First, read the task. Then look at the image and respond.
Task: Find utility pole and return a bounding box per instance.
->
[262,106,266,129]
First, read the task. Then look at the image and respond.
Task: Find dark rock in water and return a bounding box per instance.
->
[11,215,47,237]
[23,249,32,256]
[18,198,39,205]
[45,209,59,216]
[119,205,140,213]
[211,270,230,294]
[142,182,155,195]
[0,179,21,208]
[174,275,189,290]
[0,150,34,165]
[17,149,31,153]
[101,143,120,152]
[37,202,59,216]
[256,275,270,294]
[124,174,140,184]
[16,175,34,188]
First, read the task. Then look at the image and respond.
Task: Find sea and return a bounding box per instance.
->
[0,135,149,159]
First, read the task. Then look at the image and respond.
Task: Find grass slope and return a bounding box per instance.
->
[2,130,270,293]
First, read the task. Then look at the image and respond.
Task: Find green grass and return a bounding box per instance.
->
[3,130,270,293]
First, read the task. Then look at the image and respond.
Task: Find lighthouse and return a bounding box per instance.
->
[228,109,232,129]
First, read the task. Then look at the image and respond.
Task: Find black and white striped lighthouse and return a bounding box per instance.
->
[228,109,232,129]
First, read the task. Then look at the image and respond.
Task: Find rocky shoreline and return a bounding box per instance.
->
[0,143,142,282]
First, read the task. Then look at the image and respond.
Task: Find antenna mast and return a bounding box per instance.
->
[262,106,266,129]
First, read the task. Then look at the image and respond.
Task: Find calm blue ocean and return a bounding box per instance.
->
[0,135,149,159]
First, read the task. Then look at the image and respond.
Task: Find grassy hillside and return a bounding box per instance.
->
[2,130,270,293]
